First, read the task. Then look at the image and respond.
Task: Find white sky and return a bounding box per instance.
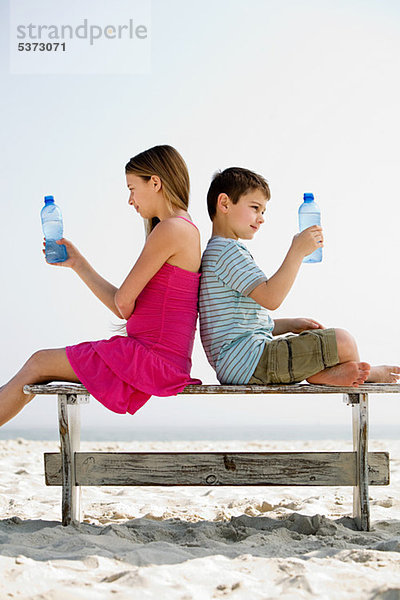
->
[1,0,400,433]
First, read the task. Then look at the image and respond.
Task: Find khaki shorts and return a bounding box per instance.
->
[248,328,339,385]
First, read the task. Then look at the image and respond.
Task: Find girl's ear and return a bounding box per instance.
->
[150,175,162,192]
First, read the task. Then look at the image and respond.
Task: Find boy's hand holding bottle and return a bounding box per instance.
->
[298,192,323,263]
[291,225,324,260]
[249,191,324,311]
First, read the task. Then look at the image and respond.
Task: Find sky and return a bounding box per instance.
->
[1,0,400,434]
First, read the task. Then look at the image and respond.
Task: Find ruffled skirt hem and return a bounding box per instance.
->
[65,336,202,416]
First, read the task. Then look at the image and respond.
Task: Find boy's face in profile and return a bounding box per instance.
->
[225,190,267,240]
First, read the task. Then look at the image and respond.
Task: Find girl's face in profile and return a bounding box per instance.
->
[126,173,160,219]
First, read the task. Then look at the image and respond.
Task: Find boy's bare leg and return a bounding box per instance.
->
[0,348,80,427]
[306,328,370,386]
[307,361,371,387]
[307,363,400,385]
[306,328,400,386]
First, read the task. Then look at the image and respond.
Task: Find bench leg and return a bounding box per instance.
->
[58,394,82,526]
[347,392,370,531]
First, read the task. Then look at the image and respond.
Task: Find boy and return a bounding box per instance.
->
[199,167,400,387]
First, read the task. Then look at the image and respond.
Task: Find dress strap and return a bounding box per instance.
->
[173,216,199,230]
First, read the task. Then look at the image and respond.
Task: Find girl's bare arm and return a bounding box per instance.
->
[114,219,183,320]
[73,257,121,317]
[44,238,122,318]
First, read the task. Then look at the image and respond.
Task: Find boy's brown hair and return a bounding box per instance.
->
[207,167,271,220]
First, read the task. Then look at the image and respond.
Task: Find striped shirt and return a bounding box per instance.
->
[199,236,275,384]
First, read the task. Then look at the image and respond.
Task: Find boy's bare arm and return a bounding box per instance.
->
[272,319,294,335]
[250,246,303,310]
[249,225,323,310]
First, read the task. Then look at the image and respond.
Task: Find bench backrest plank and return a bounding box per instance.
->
[44,451,389,487]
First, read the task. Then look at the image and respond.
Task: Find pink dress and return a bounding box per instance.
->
[65,217,202,416]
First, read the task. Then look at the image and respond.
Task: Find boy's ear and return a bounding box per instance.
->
[217,193,230,213]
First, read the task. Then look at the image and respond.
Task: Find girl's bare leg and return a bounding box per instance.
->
[0,348,80,426]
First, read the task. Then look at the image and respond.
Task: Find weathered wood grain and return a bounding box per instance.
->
[177,384,400,395]
[57,395,82,525]
[57,395,73,525]
[44,451,389,487]
[349,393,371,531]
[24,384,90,402]
[25,382,400,396]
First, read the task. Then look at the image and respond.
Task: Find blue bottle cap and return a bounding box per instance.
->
[303,192,314,202]
[44,195,54,203]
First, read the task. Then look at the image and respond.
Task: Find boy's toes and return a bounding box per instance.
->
[387,366,400,383]
[359,363,370,381]
[391,366,400,378]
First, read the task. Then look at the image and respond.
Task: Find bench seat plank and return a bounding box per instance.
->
[24,383,400,395]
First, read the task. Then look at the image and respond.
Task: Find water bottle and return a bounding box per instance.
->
[298,192,322,263]
[40,195,68,263]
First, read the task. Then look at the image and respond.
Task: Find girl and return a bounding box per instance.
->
[0,145,202,425]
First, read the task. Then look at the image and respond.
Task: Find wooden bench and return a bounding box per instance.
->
[23,382,399,531]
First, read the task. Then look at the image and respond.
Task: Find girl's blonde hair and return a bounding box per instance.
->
[112,145,191,335]
[125,144,190,237]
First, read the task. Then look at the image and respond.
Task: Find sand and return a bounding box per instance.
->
[1,438,400,599]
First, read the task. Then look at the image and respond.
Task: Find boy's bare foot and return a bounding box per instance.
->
[367,365,400,383]
[306,361,371,387]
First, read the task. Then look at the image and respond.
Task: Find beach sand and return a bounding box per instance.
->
[1,438,400,599]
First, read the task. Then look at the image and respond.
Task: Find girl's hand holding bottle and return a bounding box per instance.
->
[42,237,85,270]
